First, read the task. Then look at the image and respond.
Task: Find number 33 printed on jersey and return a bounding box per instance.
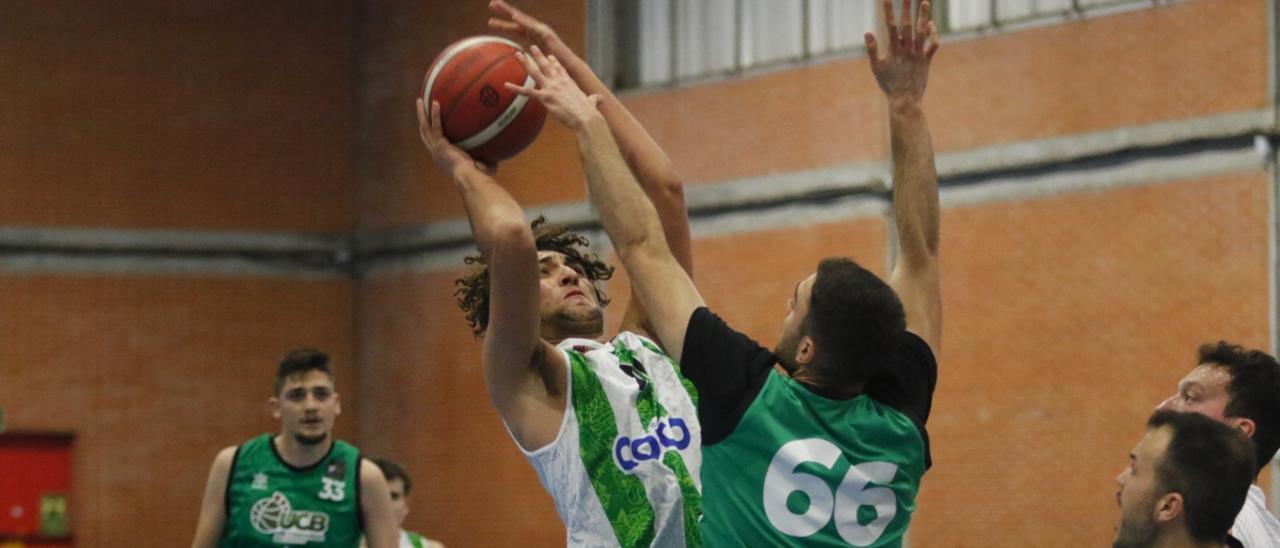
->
[763,438,899,546]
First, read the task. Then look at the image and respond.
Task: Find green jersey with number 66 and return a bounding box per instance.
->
[679,307,937,548]
[700,372,925,546]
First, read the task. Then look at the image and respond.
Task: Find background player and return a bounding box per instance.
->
[191,348,399,548]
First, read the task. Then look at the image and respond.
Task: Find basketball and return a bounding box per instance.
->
[423,36,547,165]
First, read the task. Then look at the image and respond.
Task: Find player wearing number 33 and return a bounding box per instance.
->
[506,0,943,545]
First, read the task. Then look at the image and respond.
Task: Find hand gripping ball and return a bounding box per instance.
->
[423,36,548,165]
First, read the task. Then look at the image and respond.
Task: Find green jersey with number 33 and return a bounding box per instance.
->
[699,371,926,547]
[221,434,364,547]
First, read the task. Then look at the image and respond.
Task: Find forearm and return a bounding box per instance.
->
[452,168,528,258]
[888,98,940,266]
[551,47,693,273]
[575,115,669,262]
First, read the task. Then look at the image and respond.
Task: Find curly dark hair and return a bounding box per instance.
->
[455,216,614,336]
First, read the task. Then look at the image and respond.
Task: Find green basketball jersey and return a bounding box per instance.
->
[221,434,363,547]
[700,371,926,547]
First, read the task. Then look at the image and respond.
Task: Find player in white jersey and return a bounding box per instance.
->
[416,2,701,545]
[1155,342,1280,547]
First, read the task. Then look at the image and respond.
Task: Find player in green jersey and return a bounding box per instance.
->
[416,2,703,544]
[507,0,942,545]
[191,348,400,548]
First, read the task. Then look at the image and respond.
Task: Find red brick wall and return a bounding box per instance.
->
[0,1,354,232]
[0,275,354,545]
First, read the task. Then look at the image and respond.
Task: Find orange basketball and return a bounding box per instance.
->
[423,36,547,166]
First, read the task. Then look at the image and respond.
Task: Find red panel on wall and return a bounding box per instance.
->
[0,432,73,546]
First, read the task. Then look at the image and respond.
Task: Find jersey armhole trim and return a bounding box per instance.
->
[356,453,366,533]
[223,443,244,519]
[503,345,575,457]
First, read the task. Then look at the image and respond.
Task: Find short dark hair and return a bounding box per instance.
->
[1146,410,1255,543]
[274,348,333,395]
[803,257,906,386]
[372,457,411,494]
[1197,341,1280,472]
[455,216,614,336]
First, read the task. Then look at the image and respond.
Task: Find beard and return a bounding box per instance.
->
[544,304,604,340]
[1111,509,1157,548]
[773,330,801,375]
[294,431,329,446]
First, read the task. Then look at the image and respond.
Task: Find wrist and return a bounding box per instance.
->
[888,97,924,116]
[572,111,609,136]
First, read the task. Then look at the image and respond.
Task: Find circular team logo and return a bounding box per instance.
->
[250,492,292,534]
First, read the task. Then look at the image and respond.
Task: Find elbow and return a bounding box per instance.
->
[485,218,535,258]
[653,172,686,205]
[615,234,663,266]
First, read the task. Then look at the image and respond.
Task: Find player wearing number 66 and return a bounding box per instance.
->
[507,0,943,545]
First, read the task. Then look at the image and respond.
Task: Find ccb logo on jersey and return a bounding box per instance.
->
[614,416,692,472]
[250,491,331,545]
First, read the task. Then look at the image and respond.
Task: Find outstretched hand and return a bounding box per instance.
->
[488,0,566,53]
[866,0,940,102]
[506,45,601,131]
[415,98,495,178]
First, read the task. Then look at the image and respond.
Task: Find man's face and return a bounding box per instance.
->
[774,272,816,373]
[537,251,603,339]
[1155,364,1232,421]
[271,370,340,446]
[387,478,409,527]
[1113,426,1173,548]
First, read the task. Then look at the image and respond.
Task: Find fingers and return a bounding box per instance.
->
[899,0,911,46]
[487,18,520,34]
[514,49,547,87]
[925,21,940,60]
[488,0,516,19]
[915,1,931,51]
[864,32,881,67]
[503,80,543,100]
[544,52,567,79]
[429,100,445,139]
[523,45,564,80]
[883,0,898,46]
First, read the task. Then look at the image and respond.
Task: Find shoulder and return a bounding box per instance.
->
[359,458,386,484]
[899,331,937,365]
[1233,485,1280,542]
[212,445,238,470]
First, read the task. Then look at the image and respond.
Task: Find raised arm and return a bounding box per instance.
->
[508,48,704,361]
[415,99,565,449]
[489,0,693,338]
[191,446,235,548]
[868,0,942,352]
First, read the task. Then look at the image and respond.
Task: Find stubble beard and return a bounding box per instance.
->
[1111,508,1157,548]
[545,305,605,340]
[773,331,801,375]
[294,431,329,446]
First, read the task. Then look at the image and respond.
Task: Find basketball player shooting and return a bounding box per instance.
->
[506,0,942,544]
[414,1,705,544]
